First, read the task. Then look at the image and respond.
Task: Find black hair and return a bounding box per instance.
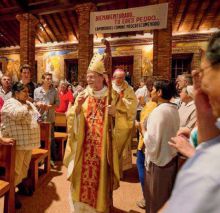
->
[206,31,220,65]
[20,64,31,73]
[12,82,26,96]
[154,80,174,100]
[170,79,178,97]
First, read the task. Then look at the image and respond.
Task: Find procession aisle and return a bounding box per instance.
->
[13,153,144,213]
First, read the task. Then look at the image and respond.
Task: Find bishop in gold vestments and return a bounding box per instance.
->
[112,69,138,172]
[64,54,120,213]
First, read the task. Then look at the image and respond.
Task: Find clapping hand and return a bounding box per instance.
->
[168,136,195,158]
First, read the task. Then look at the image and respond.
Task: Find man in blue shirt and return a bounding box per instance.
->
[34,72,59,165]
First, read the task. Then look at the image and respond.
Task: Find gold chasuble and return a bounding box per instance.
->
[112,81,138,170]
[64,86,120,213]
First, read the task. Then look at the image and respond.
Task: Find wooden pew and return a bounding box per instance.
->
[29,122,51,191]
[54,112,68,161]
[0,141,15,213]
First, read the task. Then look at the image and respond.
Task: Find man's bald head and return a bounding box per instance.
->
[113,69,125,86]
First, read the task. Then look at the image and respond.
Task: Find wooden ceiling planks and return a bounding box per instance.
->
[67,10,79,40]
[52,13,68,41]
[45,14,63,42]
[41,15,59,41]
[172,0,186,32]
[197,0,215,30]
[0,24,17,46]
[39,20,53,42]
[172,0,181,28]
[176,0,191,32]
[210,1,220,29]
[189,0,204,31]
[36,25,47,43]
[6,21,20,44]
[61,12,77,41]
[0,30,12,47]
[0,0,220,48]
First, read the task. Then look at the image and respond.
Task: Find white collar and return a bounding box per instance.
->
[112,82,124,93]
[86,86,108,98]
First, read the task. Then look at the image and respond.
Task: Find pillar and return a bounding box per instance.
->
[153,0,173,79]
[16,13,38,82]
[75,3,96,83]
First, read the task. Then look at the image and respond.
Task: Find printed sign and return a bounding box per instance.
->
[90,3,168,34]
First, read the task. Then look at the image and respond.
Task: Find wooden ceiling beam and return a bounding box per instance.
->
[36,34,43,43]
[190,1,204,31]
[0,24,17,45]
[56,13,69,41]
[36,26,47,43]
[0,31,11,47]
[16,0,29,12]
[0,14,18,22]
[0,25,17,46]
[51,13,66,41]
[68,11,79,39]
[60,12,76,41]
[176,0,191,31]
[45,14,62,42]
[96,0,117,7]
[39,21,53,42]
[5,22,20,44]
[211,3,220,28]
[31,3,77,15]
[64,11,78,40]
[172,0,181,26]
[28,0,56,6]
[39,16,56,42]
[40,15,58,42]
[197,0,215,30]
[0,6,21,15]
[173,0,188,32]
[189,0,210,31]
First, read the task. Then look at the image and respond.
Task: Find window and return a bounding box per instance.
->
[172,54,193,80]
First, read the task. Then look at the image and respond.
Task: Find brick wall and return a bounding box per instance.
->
[16,13,38,81]
[153,0,173,79]
[75,3,96,83]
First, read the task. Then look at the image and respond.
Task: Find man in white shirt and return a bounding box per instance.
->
[0,75,12,101]
[144,80,180,213]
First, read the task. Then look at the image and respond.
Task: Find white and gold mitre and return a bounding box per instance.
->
[87,53,106,75]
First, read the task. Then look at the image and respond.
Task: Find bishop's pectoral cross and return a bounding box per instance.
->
[90,99,104,123]
[90,113,98,123]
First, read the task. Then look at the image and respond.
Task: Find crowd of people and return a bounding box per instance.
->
[0,65,84,208]
[0,31,220,213]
